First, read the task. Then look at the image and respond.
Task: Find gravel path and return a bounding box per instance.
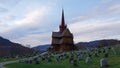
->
[0,60,19,68]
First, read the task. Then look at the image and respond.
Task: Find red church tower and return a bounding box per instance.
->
[50,10,76,52]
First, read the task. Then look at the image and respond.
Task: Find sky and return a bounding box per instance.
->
[0,0,120,47]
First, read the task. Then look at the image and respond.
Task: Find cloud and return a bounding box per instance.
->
[0,6,49,31]
[0,5,51,40]
[67,1,120,43]
[107,3,120,15]
[0,0,57,47]
[71,1,120,23]
[0,7,8,12]
[0,15,15,24]
[0,0,119,47]
[12,32,51,47]
[69,18,120,43]
[14,7,49,27]
[0,0,20,6]
[101,0,113,3]
[96,2,120,16]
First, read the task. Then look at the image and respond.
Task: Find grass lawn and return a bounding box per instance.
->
[5,47,120,68]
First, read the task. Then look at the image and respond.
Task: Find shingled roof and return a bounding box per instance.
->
[52,32,62,37]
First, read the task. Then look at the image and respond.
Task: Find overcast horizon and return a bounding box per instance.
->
[0,0,120,47]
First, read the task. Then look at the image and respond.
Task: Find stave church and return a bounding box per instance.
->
[49,10,76,52]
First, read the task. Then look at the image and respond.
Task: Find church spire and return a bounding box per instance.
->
[59,9,67,33]
[61,9,65,26]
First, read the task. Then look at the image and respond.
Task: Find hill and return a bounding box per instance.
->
[76,39,120,49]
[0,36,34,57]
[33,44,50,51]
[33,39,120,51]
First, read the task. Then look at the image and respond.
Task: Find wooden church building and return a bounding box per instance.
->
[49,10,76,52]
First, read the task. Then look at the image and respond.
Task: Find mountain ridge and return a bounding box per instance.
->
[0,36,34,57]
[33,39,120,51]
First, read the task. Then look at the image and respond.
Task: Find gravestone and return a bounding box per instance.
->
[69,57,74,63]
[78,54,82,61]
[35,58,40,64]
[103,49,106,53]
[73,60,78,66]
[56,57,59,62]
[112,47,119,55]
[86,57,91,63]
[29,59,32,64]
[47,57,52,62]
[104,53,108,58]
[100,58,109,67]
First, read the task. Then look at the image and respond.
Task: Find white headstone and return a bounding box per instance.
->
[78,54,82,60]
[100,58,108,67]
[112,47,119,55]
[86,57,91,63]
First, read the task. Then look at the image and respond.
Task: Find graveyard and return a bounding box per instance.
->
[0,0,120,68]
[4,45,120,68]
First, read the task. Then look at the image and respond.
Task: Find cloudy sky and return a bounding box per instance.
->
[0,0,120,47]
